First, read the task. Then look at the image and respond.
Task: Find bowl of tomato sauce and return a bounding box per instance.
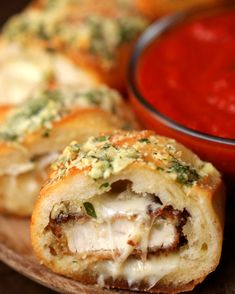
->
[128,3,235,178]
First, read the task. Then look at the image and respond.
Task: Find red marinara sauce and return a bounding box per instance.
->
[137,10,235,140]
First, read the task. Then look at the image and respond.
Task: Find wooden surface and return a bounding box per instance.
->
[0,215,130,294]
[0,194,235,294]
[0,262,53,294]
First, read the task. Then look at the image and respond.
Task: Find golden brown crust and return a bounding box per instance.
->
[31,177,223,293]
[30,263,204,293]
[3,0,148,92]
[0,86,137,216]
[0,169,46,216]
[66,41,136,92]
[0,109,127,215]
[0,110,135,158]
[21,107,134,156]
[46,130,217,187]
[31,130,225,293]
[0,86,137,156]
[31,0,139,16]
[136,0,224,20]
[0,106,12,122]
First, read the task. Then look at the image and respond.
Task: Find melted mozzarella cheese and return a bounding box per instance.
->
[0,170,42,215]
[94,190,161,217]
[53,55,97,87]
[65,192,176,259]
[96,254,179,288]
[0,44,52,104]
[0,43,97,105]
[0,151,59,214]
[2,162,35,176]
[1,152,59,176]
[36,152,60,170]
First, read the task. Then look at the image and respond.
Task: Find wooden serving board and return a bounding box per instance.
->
[0,194,235,294]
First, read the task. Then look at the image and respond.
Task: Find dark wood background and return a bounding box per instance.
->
[0,262,53,293]
[0,0,29,26]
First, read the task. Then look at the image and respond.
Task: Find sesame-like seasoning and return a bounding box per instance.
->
[0,86,122,142]
[51,131,202,187]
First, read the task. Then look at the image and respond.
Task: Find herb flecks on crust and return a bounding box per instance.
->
[51,131,202,186]
[168,158,200,186]
[0,86,121,142]
[3,5,148,63]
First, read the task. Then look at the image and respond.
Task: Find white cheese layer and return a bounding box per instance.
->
[1,152,59,176]
[0,44,51,104]
[0,152,60,214]
[96,254,179,289]
[2,162,35,176]
[51,187,186,288]
[94,190,161,217]
[36,152,60,171]
[53,55,98,87]
[0,43,96,105]
[65,192,176,258]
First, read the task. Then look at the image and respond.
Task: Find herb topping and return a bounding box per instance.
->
[0,86,121,142]
[83,202,97,218]
[51,131,202,187]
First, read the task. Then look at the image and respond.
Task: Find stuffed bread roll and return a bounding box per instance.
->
[31,130,225,293]
[136,0,223,20]
[3,0,148,91]
[0,38,98,105]
[0,85,135,216]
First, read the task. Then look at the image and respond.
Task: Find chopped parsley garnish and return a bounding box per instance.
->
[0,86,121,142]
[84,16,147,60]
[51,131,202,188]
[42,129,51,138]
[69,142,80,153]
[96,135,110,142]
[83,202,97,218]
[168,159,200,186]
[138,138,150,143]
[3,8,147,62]
[37,23,50,40]
[0,132,18,141]
[99,182,110,189]
[0,89,64,142]
[102,143,111,149]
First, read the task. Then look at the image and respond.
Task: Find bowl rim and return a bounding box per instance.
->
[128,4,235,147]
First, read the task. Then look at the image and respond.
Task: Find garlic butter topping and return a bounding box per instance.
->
[51,131,203,186]
[0,86,122,142]
[3,1,148,64]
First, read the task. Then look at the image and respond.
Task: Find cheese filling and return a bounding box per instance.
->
[0,151,60,215]
[1,152,60,177]
[48,183,189,259]
[46,181,189,287]
[65,204,177,257]
[0,43,96,105]
[0,44,51,105]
